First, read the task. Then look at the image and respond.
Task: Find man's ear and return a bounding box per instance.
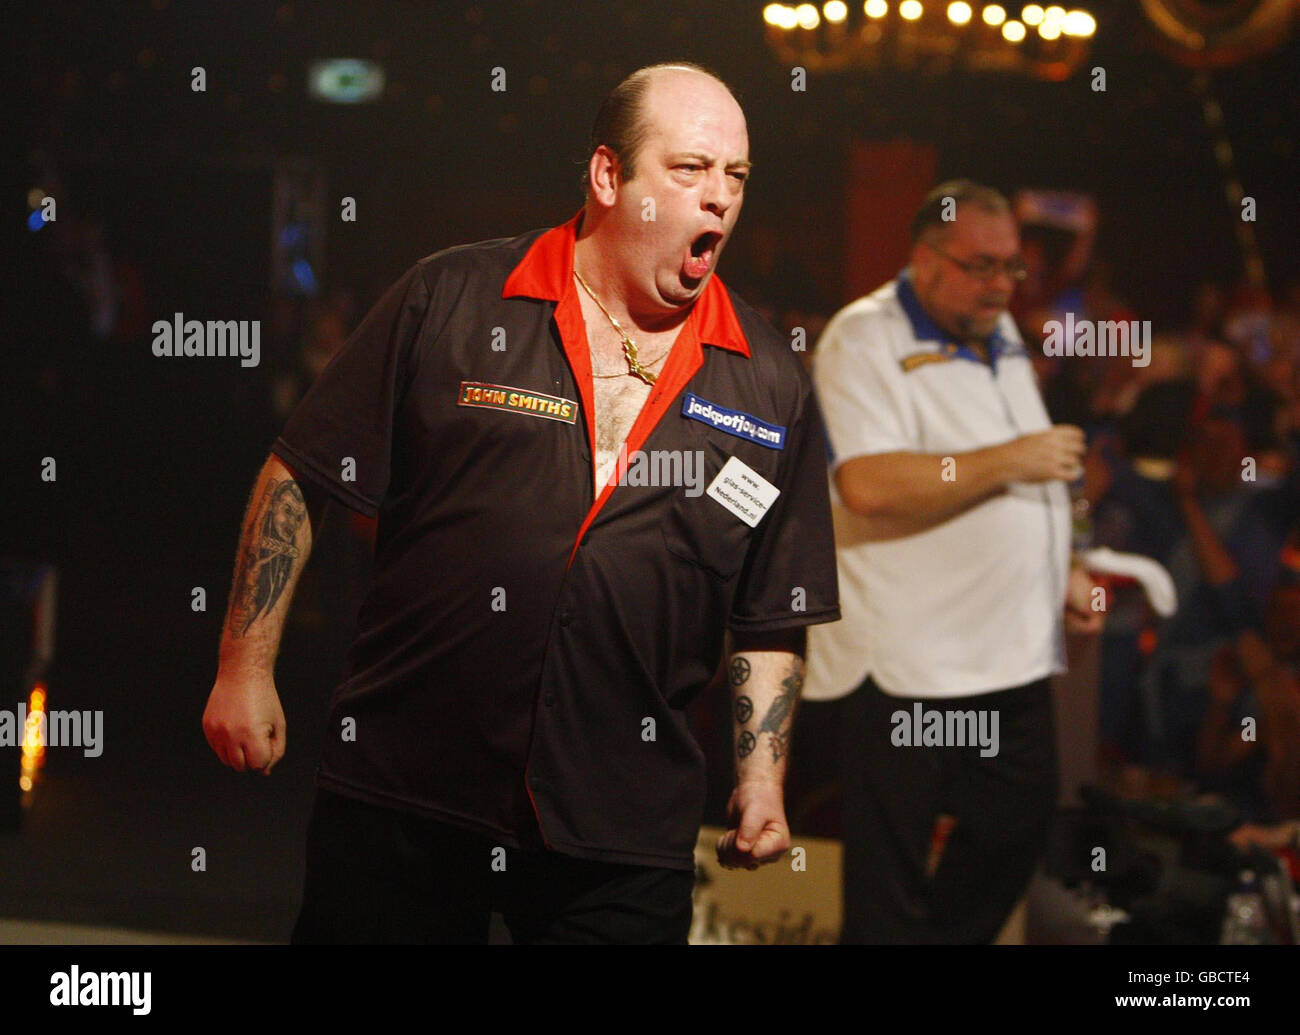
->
[587,145,622,207]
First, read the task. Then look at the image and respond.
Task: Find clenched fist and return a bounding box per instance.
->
[202,670,286,774]
[716,781,791,870]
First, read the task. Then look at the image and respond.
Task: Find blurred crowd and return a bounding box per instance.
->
[1029,270,1300,832]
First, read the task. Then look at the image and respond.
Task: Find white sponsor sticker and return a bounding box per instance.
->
[706,456,780,528]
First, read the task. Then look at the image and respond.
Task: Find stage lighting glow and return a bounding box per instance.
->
[1062,9,1095,36]
[771,4,799,28]
[292,259,318,294]
[279,223,306,249]
[21,683,47,787]
[764,0,1093,76]
[307,58,384,104]
[796,3,820,28]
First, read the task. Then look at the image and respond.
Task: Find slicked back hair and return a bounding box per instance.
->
[582,62,735,193]
[910,180,1011,244]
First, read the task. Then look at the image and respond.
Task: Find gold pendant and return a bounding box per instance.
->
[622,336,656,385]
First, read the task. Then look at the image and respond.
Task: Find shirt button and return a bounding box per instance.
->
[543,692,557,707]
[557,609,572,626]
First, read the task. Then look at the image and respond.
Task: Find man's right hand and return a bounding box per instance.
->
[202,671,286,774]
[1000,424,1086,483]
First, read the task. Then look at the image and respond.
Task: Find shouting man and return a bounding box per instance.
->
[203,62,839,944]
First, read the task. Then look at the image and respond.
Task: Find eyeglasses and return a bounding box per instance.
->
[926,242,1027,283]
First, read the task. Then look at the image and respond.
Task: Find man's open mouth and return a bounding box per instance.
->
[683,231,722,281]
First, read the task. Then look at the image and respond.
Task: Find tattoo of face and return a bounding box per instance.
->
[729,657,751,687]
[737,730,756,759]
[228,479,307,637]
[735,695,753,724]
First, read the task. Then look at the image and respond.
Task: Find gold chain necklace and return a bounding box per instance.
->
[573,269,670,385]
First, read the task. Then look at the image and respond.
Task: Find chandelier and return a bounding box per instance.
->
[762,2,1098,80]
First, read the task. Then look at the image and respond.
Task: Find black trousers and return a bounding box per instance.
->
[839,675,1058,944]
[290,788,696,945]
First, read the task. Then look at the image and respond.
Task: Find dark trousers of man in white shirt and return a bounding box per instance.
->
[838,673,1058,944]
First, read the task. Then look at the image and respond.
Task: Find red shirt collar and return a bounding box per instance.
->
[502,208,751,357]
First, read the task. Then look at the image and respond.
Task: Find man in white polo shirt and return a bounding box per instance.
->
[807,180,1101,943]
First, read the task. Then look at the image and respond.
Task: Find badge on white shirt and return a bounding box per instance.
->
[707,456,780,528]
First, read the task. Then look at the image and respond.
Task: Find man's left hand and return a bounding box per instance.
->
[1065,564,1105,635]
[716,781,791,870]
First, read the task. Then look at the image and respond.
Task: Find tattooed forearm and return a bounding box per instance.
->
[729,657,751,687]
[729,646,805,771]
[226,478,308,638]
[759,667,803,762]
[731,656,752,762]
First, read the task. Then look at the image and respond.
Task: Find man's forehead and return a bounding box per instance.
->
[640,74,748,151]
[949,209,1018,250]
[644,123,750,164]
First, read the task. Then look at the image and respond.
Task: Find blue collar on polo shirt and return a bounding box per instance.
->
[896,267,1013,373]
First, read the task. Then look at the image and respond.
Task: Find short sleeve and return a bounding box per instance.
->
[812,310,916,467]
[271,264,431,517]
[728,380,841,633]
